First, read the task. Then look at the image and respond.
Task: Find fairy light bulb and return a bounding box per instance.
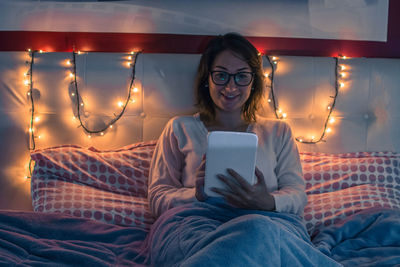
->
[131,98,136,103]
[39,50,44,53]
[66,60,71,66]
[340,82,345,88]
[272,56,277,60]
[71,92,75,97]
[100,132,104,136]
[267,99,272,103]
[109,125,113,129]
[282,113,287,118]
[69,72,74,78]
[80,103,84,106]
[326,128,332,133]
[127,62,131,67]
[133,87,139,93]
[24,79,29,86]
[341,73,346,78]
[78,51,82,55]
[88,134,91,138]
[327,105,331,110]
[131,51,135,55]
[29,127,33,133]
[264,73,269,78]
[329,117,335,123]
[299,138,303,143]
[34,117,40,123]
[341,65,346,71]
[118,101,124,107]
[128,56,132,60]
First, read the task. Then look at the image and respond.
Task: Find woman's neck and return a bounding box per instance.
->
[202,111,249,132]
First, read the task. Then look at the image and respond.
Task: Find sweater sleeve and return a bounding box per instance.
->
[148,119,197,218]
[270,122,307,215]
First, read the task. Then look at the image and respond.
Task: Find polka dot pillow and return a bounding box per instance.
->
[31,140,157,230]
[300,151,400,237]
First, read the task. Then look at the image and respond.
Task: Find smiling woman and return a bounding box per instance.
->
[146,33,342,266]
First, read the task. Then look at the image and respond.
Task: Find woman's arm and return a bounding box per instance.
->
[270,122,307,215]
[148,119,197,218]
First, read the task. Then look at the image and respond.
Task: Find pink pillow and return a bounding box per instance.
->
[300,151,400,237]
[31,141,157,229]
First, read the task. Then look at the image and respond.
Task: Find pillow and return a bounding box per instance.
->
[31,140,157,229]
[300,151,400,237]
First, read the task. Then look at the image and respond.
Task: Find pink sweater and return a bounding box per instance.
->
[148,113,307,218]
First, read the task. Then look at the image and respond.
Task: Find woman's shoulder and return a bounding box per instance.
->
[254,116,291,132]
[165,114,204,133]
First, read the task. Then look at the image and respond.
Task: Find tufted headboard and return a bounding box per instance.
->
[1,52,400,210]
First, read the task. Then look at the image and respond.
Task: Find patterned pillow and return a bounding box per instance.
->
[300,151,400,237]
[31,140,157,230]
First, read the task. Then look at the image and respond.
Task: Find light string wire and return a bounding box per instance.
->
[264,55,280,119]
[71,51,140,134]
[265,55,340,144]
[27,50,36,177]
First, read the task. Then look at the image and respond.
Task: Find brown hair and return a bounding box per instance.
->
[194,33,264,122]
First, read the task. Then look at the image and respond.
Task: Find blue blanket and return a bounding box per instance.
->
[312,208,400,267]
[0,210,148,266]
[141,199,342,266]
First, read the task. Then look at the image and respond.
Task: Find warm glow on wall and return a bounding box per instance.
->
[264,55,349,144]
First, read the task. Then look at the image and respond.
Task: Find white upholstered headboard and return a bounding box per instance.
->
[1,52,400,210]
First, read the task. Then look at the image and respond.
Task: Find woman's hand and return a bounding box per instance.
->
[195,155,208,201]
[211,167,275,211]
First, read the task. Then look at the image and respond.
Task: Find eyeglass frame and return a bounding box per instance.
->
[209,71,254,86]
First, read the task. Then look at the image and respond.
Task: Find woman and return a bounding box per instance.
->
[145,33,341,266]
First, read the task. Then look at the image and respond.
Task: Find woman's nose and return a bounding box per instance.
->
[224,77,237,91]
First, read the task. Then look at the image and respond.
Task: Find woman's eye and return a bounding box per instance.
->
[215,73,227,80]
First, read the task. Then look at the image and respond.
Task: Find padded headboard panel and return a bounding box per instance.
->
[1,52,400,210]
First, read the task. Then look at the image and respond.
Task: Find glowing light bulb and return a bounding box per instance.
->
[340,82,345,88]
[267,99,272,103]
[27,49,31,52]
[311,136,315,140]
[264,73,269,78]
[131,51,135,55]
[100,132,104,136]
[39,50,44,53]
[272,56,277,60]
[326,128,332,133]
[128,56,132,60]
[341,65,346,71]
[88,135,91,138]
[131,98,136,103]
[118,101,124,107]
[342,56,347,60]
[72,116,76,120]
[66,60,71,65]
[257,52,261,56]
[282,113,287,118]
[133,87,139,93]
[277,109,282,113]
[27,91,31,96]
[127,62,131,67]
[109,125,113,129]
[69,72,74,78]
[34,117,40,123]
[299,139,303,143]
[80,103,84,106]
[329,117,335,123]
[29,128,33,133]
[24,80,29,86]
[327,106,331,110]
[38,135,42,139]
[78,51,81,55]
[340,73,346,78]
[71,92,75,97]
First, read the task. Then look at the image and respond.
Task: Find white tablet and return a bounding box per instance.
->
[204,131,258,197]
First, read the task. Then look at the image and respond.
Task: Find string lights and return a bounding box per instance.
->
[264,55,349,144]
[69,51,140,137]
[25,49,37,178]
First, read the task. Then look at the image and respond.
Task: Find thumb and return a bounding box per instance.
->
[255,167,266,185]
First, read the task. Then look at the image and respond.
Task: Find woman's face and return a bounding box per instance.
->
[208,50,253,115]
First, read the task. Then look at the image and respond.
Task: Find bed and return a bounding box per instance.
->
[0,140,399,266]
[1,45,400,266]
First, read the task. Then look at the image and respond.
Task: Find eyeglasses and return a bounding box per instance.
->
[210,71,254,86]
